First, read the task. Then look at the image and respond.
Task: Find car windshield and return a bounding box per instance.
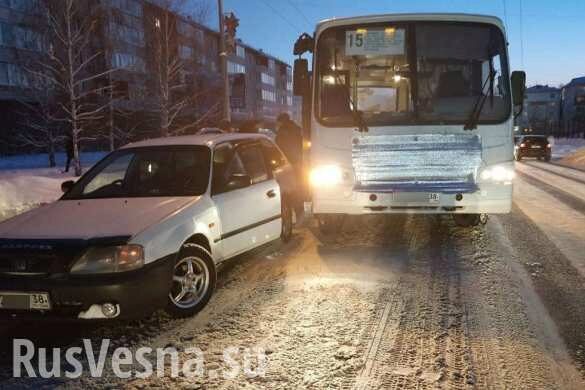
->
[63,146,211,200]
[316,21,510,126]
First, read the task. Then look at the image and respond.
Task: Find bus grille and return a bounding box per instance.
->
[352,134,482,193]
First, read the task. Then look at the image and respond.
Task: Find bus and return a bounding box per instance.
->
[292,13,526,231]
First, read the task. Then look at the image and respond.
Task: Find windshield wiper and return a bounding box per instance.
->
[464,68,497,131]
[334,73,368,133]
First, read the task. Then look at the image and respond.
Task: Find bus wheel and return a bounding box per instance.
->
[453,214,481,228]
[318,214,344,236]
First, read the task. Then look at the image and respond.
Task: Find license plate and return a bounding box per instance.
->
[531,145,541,149]
[0,292,51,310]
[429,193,440,203]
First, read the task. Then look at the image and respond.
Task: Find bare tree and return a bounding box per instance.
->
[30,0,114,176]
[146,0,218,137]
[15,90,63,168]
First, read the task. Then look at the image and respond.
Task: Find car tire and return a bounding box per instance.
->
[281,197,293,243]
[515,154,522,161]
[545,155,551,162]
[453,214,481,228]
[165,245,216,318]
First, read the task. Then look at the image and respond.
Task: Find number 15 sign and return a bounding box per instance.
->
[345,28,405,56]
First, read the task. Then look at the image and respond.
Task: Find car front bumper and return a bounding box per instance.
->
[0,254,175,321]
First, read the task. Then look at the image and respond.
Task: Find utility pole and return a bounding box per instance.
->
[218,0,230,122]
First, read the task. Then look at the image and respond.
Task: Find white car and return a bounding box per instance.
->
[0,133,297,320]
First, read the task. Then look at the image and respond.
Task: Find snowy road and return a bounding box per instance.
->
[1,162,585,389]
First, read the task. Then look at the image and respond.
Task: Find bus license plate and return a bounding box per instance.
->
[531,145,541,149]
[0,292,51,310]
[429,193,440,203]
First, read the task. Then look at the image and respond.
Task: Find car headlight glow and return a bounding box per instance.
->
[70,245,144,274]
[480,165,516,183]
[309,165,343,187]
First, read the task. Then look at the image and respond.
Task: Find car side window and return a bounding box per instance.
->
[238,144,269,185]
[212,143,245,194]
[261,140,287,172]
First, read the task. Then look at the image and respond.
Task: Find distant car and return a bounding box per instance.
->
[0,134,297,320]
[197,127,224,135]
[514,135,551,161]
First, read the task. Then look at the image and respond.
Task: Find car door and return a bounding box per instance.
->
[211,141,281,259]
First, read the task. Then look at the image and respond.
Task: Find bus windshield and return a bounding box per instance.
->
[316,22,510,127]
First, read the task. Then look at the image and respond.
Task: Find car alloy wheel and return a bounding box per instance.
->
[169,256,210,310]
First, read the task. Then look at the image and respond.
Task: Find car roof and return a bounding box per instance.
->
[121,133,271,149]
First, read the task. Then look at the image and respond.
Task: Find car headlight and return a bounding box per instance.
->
[70,245,144,274]
[309,165,343,187]
[479,165,516,183]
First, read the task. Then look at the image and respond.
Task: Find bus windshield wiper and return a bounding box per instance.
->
[464,68,497,131]
[334,73,369,132]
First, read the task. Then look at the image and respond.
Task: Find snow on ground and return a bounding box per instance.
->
[549,137,585,159]
[0,152,105,221]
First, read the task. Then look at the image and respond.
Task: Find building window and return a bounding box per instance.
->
[0,62,29,87]
[268,59,275,71]
[111,52,146,73]
[260,72,275,86]
[236,45,245,58]
[262,89,276,102]
[228,61,245,74]
[287,95,293,106]
[110,0,142,18]
[109,22,144,47]
[179,45,194,60]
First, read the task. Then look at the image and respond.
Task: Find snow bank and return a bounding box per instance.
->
[0,152,105,171]
[548,137,585,159]
[0,152,106,221]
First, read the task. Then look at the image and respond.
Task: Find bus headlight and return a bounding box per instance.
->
[309,165,343,187]
[479,165,516,183]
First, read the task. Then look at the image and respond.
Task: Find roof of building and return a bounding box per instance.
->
[526,85,560,93]
[566,77,585,87]
[121,133,271,149]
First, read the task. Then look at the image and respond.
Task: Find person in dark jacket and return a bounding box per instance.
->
[275,113,302,167]
[63,134,74,173]
[275,113,304,217]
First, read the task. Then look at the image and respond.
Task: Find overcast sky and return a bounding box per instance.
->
[206,0,585,87]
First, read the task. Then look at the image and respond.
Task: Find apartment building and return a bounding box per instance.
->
[560,77,585,137]
[518,85,561,136]
[0,0,296,152]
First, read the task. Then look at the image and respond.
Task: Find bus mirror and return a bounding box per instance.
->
[511,71,526,108]
[293,58,310,97]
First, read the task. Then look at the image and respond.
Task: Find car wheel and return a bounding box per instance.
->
[515,154,522,161]
[453,214,481,228]
[545,155,551,162]
[165,246,216,318]
[281,197,293,243]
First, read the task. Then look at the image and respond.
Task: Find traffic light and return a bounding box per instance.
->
[224,12,239,53]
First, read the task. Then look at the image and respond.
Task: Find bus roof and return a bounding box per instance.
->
[316,13,506,34]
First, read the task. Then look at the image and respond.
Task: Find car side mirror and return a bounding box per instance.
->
[511,71,526,117]
[61,180,75,193]
[225,174,251,191]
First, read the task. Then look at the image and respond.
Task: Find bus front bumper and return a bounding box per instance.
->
[311,184,512,215]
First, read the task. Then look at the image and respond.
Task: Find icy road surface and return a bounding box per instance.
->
[0,162,585,389]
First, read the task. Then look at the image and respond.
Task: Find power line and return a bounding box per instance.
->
[257,0,304,33]
[285,0,312,29]
[519,0,525,68]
